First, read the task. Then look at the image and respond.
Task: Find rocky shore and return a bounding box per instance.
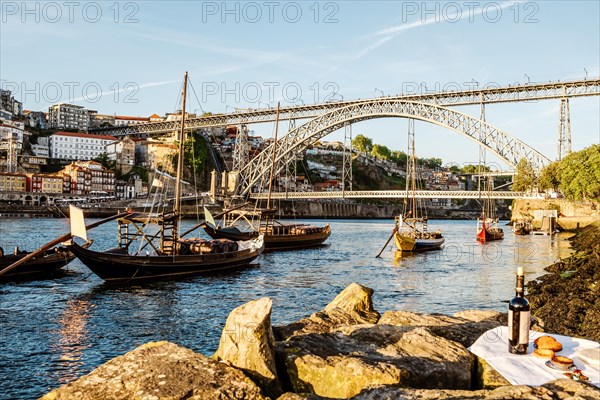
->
[41,283,599,400]
[528,221,600,341]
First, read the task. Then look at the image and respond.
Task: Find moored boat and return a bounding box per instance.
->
[394,216,445,252]
[202,208,330,251]
[392,118,444,253]
[68,72,265,282]
[0,243,89,282]
[477,217,505,242]
[512,219,533,235]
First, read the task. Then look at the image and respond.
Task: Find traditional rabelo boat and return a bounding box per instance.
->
[0,243,88,282]
[69,72,264,283]
[512,219,533,235]
[476,177,504,242]
[202,207,331,251]
[393,119,444,253]
[202,102,330,251]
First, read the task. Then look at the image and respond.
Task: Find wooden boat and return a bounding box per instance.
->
[394,216,444,252]
[202,208,330,251]
[393,119,444,253]
[476,217,505,242]
[476,176,504,242]
[512,219,533,235]
[0,243,89,282]
[68,72,265,283]
[69,234,263,282]
[202,103,330,251]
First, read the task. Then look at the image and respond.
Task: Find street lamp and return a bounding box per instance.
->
[524,73,530,84]
[375,88,384,97]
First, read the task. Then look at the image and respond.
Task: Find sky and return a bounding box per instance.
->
[1,0,599,167]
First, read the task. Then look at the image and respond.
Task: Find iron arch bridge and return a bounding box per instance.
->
[237,100,552,196]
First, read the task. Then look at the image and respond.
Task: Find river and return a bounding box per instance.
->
[0,218,574,399]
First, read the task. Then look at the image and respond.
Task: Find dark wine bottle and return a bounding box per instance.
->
[508,267,530,354]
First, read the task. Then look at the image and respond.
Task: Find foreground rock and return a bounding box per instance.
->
[528,221,600,341]
[41,341,267,400]
[378,309,506,348]
[277,324,474,398]
[275,283,380,340]
[213,297,281,397]
[349,378,599,399]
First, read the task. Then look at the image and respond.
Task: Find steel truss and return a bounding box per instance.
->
[238,100,552,196]
[91,78,600,136]
[249,190,525,200]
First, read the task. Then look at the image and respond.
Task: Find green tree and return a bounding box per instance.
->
[352,134,373,154]
[460,164,490,174]
[538,161,561,192]
[511,158,536,191]
[390,150,407,165]
[558,145,600,201]
[370,144,391,160]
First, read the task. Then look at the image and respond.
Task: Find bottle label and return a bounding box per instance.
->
[508,309,514,340]
[519,310,530,345]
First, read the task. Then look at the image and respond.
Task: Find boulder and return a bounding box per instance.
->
[349,379,599,400]
[40,341,267,400]
[213,297,280,397]
[475,356,510,389]
[277,324,473,398]
[275,283,380,340]
[378,310,503,348]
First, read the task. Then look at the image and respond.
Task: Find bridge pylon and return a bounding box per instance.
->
[232,125,250,172]
[342,123,353,191]
[557,98,572,161]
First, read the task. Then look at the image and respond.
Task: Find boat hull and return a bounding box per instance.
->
[70,238,264,282]
[477,227,505,242]
[203,224,331,251]
[0,248,80,282]
[394,233,445,252]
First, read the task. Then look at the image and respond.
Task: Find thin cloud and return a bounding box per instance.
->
[70,79,180,103]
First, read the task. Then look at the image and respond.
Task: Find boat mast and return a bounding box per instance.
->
[406,118,417,218]
[266,102,280,210]
[173,71,188,242]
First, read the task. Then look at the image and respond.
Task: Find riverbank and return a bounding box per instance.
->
[511,198,599,230]
[41,283,599,400]
[528,221,600,341]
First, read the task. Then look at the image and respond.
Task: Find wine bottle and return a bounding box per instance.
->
[508,267,530,354]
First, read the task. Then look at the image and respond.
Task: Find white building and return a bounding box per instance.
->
[49,131,117,161]
[47,103,90,130]
[0,121,27,151]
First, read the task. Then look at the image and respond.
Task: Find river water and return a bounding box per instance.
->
[0,218,574,399]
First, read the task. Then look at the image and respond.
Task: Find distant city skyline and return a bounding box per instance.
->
[1,0,599,166]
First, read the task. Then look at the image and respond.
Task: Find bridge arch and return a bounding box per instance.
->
[238,100,551,195]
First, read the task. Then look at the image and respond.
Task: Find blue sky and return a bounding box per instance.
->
[1,0,599,166]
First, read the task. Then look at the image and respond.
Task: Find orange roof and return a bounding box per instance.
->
[115,115,149,121]
[149,114,162,119]
[52,131,117,141]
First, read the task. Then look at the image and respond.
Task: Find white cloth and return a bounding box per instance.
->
[469,326,600,387]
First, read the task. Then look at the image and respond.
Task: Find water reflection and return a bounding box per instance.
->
[51,299,93,384]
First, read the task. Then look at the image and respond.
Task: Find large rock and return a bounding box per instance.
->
[213,297,280,397]
[349,378,600,400]
[275,283,380,340]
[40,341,267,400]
[378,310,504,348]
[277,324,473,398]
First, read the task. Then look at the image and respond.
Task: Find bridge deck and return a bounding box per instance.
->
[250,190,525,200]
